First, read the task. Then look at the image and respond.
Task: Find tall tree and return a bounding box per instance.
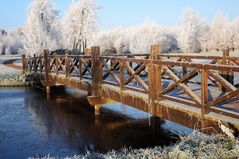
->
[129,20,164,54]
[231,17,239,50]
[21,0,61,55]
[63,0,97,53]
[209,12,230,51]
[178,8,209,53]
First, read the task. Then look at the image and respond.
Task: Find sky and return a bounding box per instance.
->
[0,0,239,30]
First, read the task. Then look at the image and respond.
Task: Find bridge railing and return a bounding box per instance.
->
[22,46,239,118]
[94,47,238,117]
[47,54,92,80]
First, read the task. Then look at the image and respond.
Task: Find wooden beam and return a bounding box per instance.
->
[162,68,199,94]
[91,46,101,96]
[201,69,209,115]
[208,70,237,92]
[44,50,50,83]
[22,54,26,73]
[163,66,201,106]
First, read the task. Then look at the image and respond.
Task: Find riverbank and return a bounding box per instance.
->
[0,55,25,87]
[31,131,239,159]
[0,73,25,87]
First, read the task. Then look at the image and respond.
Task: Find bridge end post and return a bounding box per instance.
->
[148,44,161,116]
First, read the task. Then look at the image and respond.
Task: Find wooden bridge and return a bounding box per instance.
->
[22,45,239,132]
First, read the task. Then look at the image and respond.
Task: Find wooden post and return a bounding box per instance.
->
[91,46,102,115]
[44,50,51,94]
[224,49,234,85]
[84,48,91,54]
[56,56,59,75]
[201,68,209,116]
[29,56,32,73]
[65,51,70,78]
[220,49,234,92]
[46,86,51,94]
[79,58,83,80]
[94,105,101,116]
[33,54,37,73]
[91,46,102,96]
[183,67,188,85]
[22,54,26,73]
[120,62,124,91]
[44,50,50,83]
[148,45,161,115]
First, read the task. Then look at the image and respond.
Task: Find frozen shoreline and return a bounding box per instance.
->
[0,55,25,86]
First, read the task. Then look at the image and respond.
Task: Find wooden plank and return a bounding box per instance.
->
[160,95,199,108]
[211,107,239,119]
[99,56,149,63]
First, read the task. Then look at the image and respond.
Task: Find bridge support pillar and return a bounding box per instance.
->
[94,105,101,116]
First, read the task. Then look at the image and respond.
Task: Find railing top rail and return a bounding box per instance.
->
[98,56,239,71]
[103,53,150,57]
[158,54,239,60]
[155,60,239,71]
[26,52,239,61]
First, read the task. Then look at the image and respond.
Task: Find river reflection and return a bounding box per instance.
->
[0,87,178,159]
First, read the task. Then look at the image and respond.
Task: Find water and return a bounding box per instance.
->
[0,87,186,159]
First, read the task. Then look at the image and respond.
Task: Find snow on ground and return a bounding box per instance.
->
[0,55,22,75]
[0,55,24,86]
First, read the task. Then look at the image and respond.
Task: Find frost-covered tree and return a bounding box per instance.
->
[208,12,230,51]
[63,0,97,53]
[231,17,239,50]
[0,30,22,55]
[129,20,164,54]
[178,8,208,52]
[92,20,179,55]
[178,8,209,53]
[129,20,178,54]
[93,27,131,54]
[21,0,61,55]
[4,31,22,55]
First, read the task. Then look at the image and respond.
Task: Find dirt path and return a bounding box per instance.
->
[2,59,22,70]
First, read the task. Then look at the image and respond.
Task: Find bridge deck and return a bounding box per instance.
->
[44,73,239,131]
